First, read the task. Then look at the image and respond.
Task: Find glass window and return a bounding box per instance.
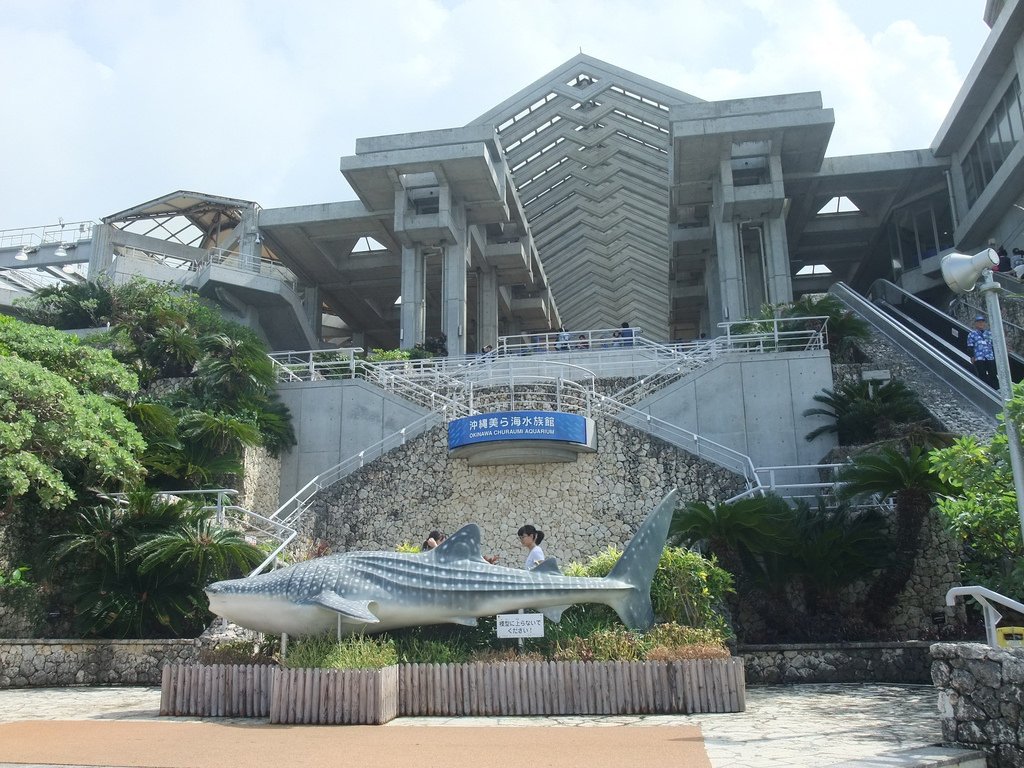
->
[1007,87,1024,144]
[961,76,1022,206]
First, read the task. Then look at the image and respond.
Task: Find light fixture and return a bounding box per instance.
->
[15,246,30,262]
[941,247,1024,544]
[52,217,67,259]
[61,263,77,274]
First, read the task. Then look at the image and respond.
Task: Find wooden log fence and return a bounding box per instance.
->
[160,657,744,723]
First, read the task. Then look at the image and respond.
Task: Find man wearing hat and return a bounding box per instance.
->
[967,314,998,389]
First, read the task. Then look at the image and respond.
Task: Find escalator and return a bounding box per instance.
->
[867,279,1024,383]
[829,282,1001,420]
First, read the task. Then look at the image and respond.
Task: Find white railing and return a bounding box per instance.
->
[595,394,761,489]
[269,348,364,382]
[719,315,829,353]
[498,326,645,355]
[198,248,303,295]
[946,586,1024,648]
[0,220,95,249]
[754,464,847,505]
[266,410,449,530]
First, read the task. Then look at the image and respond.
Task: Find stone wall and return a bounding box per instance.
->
[931,642,1024,767]
[740,641,933,684]
[307,418,746,565]
[0,639,202,687]
[730,502,964,642]
[240,445,282,518]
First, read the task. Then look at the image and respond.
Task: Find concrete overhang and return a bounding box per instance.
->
[340,142,505,216]
[670,92,835,184]
[932,1,1024,155]
[485,241,533,283]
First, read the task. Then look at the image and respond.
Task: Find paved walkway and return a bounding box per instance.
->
[0,683,983,768]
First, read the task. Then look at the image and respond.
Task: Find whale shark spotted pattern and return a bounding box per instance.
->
[205,489,677,636]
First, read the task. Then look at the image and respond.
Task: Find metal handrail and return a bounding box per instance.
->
[0,220,95,249]
[267,410,448,530]
[269,348,364,382]
[199,247,303,294]
[594,393,761,489]
[947,585,1024,648]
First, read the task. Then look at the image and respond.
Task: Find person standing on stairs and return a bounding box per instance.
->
[967,314,999,390]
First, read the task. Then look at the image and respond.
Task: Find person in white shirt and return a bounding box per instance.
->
[517,525,545,569]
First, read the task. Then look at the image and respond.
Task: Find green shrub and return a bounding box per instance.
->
[564,545,733,632]
[0,566,45,638]
[552,626,647,661]
[283,635,399,669]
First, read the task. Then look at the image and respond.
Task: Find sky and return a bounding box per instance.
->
[0,1,995,232]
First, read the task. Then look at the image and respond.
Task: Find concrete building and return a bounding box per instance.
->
[2,3,1022,350]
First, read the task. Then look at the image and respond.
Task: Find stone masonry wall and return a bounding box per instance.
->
[305,417,746,566]
[932,642,1024,768]
[0,639,202,688]
[741,641,933,684]
[240,445,282,518]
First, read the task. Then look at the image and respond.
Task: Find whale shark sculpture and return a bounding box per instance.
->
[205,489,677,637]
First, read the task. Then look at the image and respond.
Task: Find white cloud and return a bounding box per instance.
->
[0,0,990,230]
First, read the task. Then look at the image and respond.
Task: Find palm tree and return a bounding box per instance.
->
[838,446,951,623]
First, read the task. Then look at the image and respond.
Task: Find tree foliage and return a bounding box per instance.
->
[0,318,145,511]
[930,392,1024,597]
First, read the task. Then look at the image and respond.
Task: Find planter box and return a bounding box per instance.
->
[160,664,398,724]
[399,658,744,716]
[160,657,745,723]
[160,663,274,718]
[270,666,399,724]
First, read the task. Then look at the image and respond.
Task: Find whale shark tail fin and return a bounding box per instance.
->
[606,489,678,630]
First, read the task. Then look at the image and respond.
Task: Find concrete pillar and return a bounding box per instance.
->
[715,220,746,322]
[400,246,426,349]
[763,217,793,304]
[442,240,468,356]
[477,266,499,352]
[302,285,322,344]
[87,223,114,279]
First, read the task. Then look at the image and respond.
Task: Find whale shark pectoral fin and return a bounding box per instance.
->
[310,591,379,623]
[448,616,478,627]
[541,605,570,623]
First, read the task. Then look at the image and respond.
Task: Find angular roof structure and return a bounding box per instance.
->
[470,54,702,338]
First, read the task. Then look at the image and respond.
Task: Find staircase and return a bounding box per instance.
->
[226,318,844,569]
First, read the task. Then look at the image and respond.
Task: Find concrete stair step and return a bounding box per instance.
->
[830,745,988,767]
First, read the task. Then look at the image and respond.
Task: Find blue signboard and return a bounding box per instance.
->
[448,411,589,450]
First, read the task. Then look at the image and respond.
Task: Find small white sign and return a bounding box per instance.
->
[496,613,545,638]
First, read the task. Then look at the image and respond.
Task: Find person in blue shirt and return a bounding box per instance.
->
[619,321,634,347]
[967,314,999,389]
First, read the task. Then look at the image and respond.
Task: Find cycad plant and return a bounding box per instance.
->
[51,488,262,638]
[669,494,796,578]
[803,379,930,445]
[838,446,951,622]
